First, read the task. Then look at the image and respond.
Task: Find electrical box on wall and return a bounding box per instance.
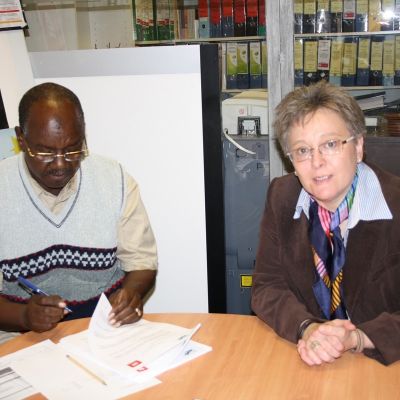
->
[222,91,268,136]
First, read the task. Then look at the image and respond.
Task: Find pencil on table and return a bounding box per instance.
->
[66,354,107,386]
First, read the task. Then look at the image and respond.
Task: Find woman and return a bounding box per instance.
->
[251,81,400,366]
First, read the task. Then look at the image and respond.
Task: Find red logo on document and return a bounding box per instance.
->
[128,360,142,368]
[128,360,148,372]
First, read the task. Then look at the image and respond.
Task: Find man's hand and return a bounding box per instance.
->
[23,295,67,332]
[108,288,143,327]
[297,319,357,366]
[107,269,156,327]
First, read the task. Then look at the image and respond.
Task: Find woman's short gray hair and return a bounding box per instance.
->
[273,81,367,153]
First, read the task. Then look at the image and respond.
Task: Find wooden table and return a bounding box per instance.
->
[0,313,399,400]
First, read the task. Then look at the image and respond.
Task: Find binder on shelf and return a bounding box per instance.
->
[198,0,210,38]
[316,0,331,33]
[368,0,382,32]
[246,0,259,36]
[295,38,304,87]
[168,0,176,39]
[261,40,268,88]
[317,38,331,81]
[330,0,343,32]
[304,38,319,85]
[234,0,246,36]
[383,35,395,85]
[134,0,145,41]
[369,35,384,85]
[343,0,356,32]
[356,36,371,85]
[394,0,400,30]
[143,0,156,41]
[222,0,234,37]
[258,0,266,36]
[221,42,227,90]
[226,42,238,89]
[329,37,344,85]
[237,42,250,89]
[294,0,304,34]
[395,35,400,84]
[210,0,222,37]
[176,3,196,40]
[381,0,395,30]
[303,0,317,33]
[249,41,262,88]
[356,0,369,32]
[341,36,358,86]
[156,0,171,40]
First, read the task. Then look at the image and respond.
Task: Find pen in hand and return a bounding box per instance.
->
[17,276,73,313]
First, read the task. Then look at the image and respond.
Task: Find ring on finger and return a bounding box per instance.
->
[135,307,142,317]
[310,340,321,350]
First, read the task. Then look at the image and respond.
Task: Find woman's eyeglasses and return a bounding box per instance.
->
[286,136,356,163]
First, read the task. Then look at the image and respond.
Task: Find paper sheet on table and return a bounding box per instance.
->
[8,340,160,400]
[0,361,35,400]
[61,293,209,380]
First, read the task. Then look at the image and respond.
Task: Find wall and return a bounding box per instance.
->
[0,30,34,127]
[30,46,210,313]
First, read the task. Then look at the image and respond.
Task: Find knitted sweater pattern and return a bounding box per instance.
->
[0,154,126,305]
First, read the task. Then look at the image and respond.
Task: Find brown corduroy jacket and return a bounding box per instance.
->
[251,162,400,365]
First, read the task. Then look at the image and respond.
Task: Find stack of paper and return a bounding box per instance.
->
[0,294,212,400]
[61,293,210,382]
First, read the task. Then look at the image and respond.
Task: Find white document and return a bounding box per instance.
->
[61,293,211,381]
[0,364,35,400]
[8,340,160,400]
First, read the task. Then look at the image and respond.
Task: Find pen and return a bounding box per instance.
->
[17,276,73,313]
[66,354,107,386]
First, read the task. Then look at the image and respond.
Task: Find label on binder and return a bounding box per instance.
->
[304,40,318,72]
[358,37,371,69]
[383,36,395,74]
[331,0,343,12]
[343,40,357,75]
[318,0,329,10]
[395,36,400,70]
[318,39,331,69]
[356,0,368,13]
[330,39,344,75]
[294,0,303,13]
[371,40,384,71]
[295,39,304,70]
[304,0,317,13]
[344,0,356,18]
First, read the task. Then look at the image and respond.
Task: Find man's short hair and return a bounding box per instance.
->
[19,82,85,132]
[273,81,367,153]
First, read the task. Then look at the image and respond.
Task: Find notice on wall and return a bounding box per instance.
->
[0,128,20,160]
[0,0,27,30]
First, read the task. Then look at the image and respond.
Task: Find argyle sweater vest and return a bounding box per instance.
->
[0,154,126,317]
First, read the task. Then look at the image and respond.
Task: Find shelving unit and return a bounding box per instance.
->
[294,30,400,38]
[288,1,400,144]
[135,35,266,45]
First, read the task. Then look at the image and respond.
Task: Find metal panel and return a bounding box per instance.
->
[224,137,269,314]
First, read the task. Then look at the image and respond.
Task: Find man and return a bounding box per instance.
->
[0,82,157,333]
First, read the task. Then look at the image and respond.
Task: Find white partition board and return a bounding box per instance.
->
[30,46,208,312]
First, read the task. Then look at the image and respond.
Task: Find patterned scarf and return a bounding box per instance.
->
[308,173,358,320]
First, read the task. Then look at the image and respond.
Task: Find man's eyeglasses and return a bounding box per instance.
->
[23,139,89,163]
[286,136,356,163]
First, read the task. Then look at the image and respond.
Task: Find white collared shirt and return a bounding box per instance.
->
[293,162,393,246]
